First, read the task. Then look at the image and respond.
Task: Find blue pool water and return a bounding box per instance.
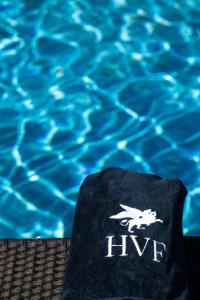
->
[0,0,200,238]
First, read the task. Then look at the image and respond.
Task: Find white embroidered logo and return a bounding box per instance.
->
[109,204,163,233]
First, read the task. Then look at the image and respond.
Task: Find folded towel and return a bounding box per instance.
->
[62,167,189,300]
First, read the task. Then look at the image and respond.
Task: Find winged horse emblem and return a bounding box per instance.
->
[109,204,163,233]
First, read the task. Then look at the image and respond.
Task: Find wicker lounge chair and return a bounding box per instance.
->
[0,237,199,299]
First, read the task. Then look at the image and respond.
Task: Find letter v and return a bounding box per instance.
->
[130,235,150,256]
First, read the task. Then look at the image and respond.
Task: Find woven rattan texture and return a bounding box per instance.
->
[0,239,70,300]
[0,237,199,299]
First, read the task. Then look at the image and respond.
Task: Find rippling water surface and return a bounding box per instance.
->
[0,0,200,237]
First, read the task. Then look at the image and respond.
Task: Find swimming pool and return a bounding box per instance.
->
[0,0,199,238]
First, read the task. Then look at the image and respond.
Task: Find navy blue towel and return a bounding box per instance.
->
[62,167,189,300]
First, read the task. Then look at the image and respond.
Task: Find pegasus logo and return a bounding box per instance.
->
[109,204,163,233]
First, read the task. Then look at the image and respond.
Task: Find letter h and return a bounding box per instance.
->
[105,235,128,257]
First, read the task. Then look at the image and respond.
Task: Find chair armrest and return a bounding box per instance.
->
[0,237,199,299]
